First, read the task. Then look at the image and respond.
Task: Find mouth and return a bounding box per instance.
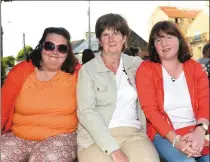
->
[162,48,171,52]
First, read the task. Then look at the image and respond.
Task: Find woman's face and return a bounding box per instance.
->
[99,28,127,55]
[41,33,68,71]
[154,32,179,61]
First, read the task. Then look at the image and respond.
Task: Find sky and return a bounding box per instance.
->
[1,1,208,57]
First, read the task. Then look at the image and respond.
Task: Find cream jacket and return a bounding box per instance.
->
[76,53,146,155]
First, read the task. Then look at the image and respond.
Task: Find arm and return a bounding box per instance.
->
[76,66,120,155]
[1,69,18,131]
[196,63,209,123]
[136,62,173,137]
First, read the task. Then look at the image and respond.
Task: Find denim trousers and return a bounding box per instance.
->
[153,134,209,162]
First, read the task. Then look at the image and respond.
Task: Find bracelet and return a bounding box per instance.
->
[172,135,181,148]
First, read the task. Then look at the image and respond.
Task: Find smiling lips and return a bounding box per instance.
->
[163,48,170,52]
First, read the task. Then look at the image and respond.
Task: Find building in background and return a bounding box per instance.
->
[148,6,200,37]
[186,5,209,60]
[148,5,209,60]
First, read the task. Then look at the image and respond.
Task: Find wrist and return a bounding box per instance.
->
[194,126,206,136]
[172,135,181,148]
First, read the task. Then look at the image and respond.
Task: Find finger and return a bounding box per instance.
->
[191,141,199,150]
[181,134,191,141]
[186,146,198,154]
[182,142,192,152]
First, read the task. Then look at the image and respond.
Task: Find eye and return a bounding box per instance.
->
[102,33,109,37]
[114,31,121,35]
[154,39,160,43]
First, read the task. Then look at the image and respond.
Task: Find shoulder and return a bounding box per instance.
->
[8,60,34,76]
[122,54,143,69]
[184,59,203,70]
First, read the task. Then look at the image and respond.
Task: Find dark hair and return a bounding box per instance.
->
[148,21,192,63]
[202,43,210,57]
[129,46,140,56]
[123,48,134,56]
[82,49,95,64]
[27,27,78,74]
[95,13,130,51]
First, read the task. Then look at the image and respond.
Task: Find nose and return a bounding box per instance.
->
[160,39,167,47]
[52,46,59,54]
[108,34,114,42]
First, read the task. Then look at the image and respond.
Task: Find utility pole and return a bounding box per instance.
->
[23,33,27,60]
[1,26,3,58]
[88,0,91,49]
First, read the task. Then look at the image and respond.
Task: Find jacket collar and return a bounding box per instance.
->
[95,51,135,73]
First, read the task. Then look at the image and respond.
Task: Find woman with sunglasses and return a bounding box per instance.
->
[1,27,81,162]
[76,13,159,162]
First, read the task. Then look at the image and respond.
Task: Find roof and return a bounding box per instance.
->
[160,6,200,18]
[71,39,84,50]
[73,35,99,54]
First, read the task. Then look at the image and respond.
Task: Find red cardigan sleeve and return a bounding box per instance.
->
[136,61,173,137]
[195,63,209,120]
[1,67,19,130]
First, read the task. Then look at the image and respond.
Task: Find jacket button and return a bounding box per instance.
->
[105,150,108,153]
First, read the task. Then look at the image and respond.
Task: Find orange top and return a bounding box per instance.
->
[2,61,81,138]
[136,59,209,141]
[11,70,78,140]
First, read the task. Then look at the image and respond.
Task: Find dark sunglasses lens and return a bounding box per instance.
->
[43,42,55,51]
[58,45,68,54]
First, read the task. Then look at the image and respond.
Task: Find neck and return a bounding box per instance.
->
[162,59,181,70]
[101,51,121,73]
[41,62,60,73]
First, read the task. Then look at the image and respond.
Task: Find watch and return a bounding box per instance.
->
[195,123,209,134]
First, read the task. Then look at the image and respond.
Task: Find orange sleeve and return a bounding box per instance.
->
[1,69,18,130]
[136,62,173,137]
[196,63,209,120]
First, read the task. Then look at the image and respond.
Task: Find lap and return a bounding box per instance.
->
[77,144,114,162]
[1,132,37,162]
[121,136,160,162]
[29,132,77,162]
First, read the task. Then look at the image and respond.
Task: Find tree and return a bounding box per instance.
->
[3,55,15,67]
[16,45,33,61]
[1,58,7,86]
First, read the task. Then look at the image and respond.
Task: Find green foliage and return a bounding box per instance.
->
[16,45,33,61]
[1,58,7,86]
[3,55,15,67]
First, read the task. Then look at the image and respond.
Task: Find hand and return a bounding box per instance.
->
[175,137,200,158]
[111,149,129,162]
[182,128,206,157]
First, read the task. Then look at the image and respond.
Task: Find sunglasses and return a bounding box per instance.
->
[42,41,68,54]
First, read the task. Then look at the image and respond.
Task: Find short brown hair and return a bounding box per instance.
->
[148,20,192,63]
[95,13,130,51]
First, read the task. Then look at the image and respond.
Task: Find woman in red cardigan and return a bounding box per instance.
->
[136,21,209,162]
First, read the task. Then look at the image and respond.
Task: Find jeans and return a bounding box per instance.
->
[153,134,209,162]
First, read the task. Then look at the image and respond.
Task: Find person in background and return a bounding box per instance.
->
[82,48,95,64]
[198,43,210,81]
[76,13,159,162]
[197,43,210,65]
[136,20,209,162]
[1,27,80,162]
[123,47,134,56]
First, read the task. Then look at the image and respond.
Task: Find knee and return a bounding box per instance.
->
[29,146,76,162]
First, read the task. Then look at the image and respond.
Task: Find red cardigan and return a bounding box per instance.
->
[136,59,209,141]
[1,60,81,134]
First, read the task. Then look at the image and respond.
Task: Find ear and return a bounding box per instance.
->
[97,39,102,46]
[122,36,127,44]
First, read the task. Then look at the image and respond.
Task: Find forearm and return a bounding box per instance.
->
[165,130,179,144]
[196,118,209,125]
